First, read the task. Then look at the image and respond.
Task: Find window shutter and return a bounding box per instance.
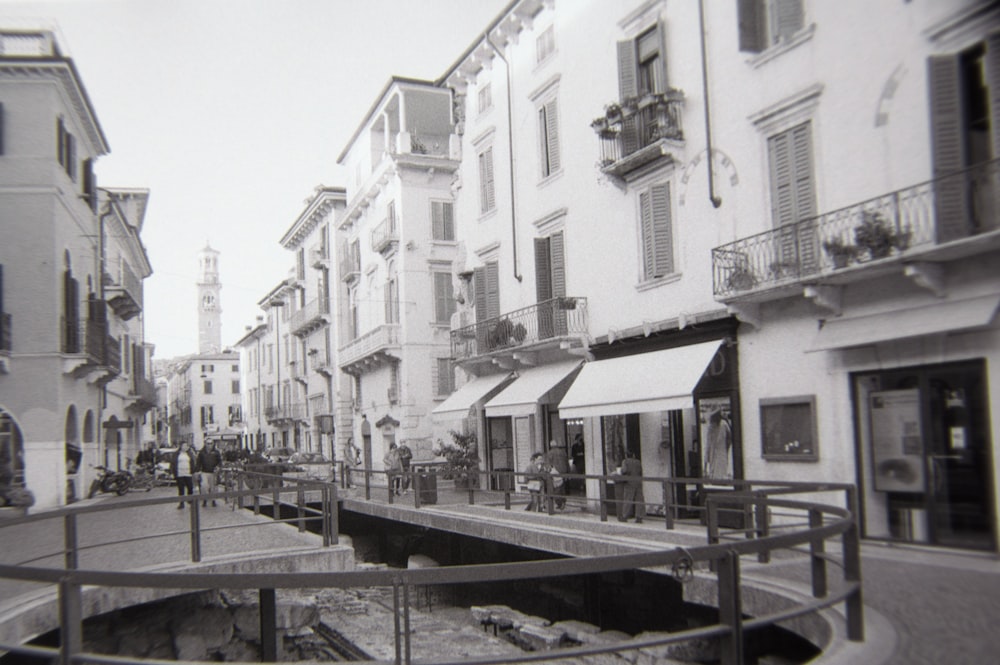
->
[774,0,804,43]
[985,32,1000,160]
[737,0,765,53]
[617,40,640,155]
[474,266,488,323]
[82,158,97,213]
[791,123,815,221]
[384,281,392,323]
[768,130,794,226]
[0,103,4,155]
[651,20,669,92]
[550,231,567,336]
[928,54,969,242]
[543,99,560,175]
[486,261,500,320]
[534,237,552,303]
[650,184,672,277]
[640,190,655,279]
[479,148,496,213]
[434,272,454,323]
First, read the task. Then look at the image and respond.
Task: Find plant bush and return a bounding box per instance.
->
[432,430,479,481]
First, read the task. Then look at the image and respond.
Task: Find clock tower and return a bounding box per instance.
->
[197,244,222,353]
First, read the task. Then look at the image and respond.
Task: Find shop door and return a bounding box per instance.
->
[860,360,994,551]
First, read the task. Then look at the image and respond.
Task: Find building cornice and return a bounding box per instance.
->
[280,186,347,249]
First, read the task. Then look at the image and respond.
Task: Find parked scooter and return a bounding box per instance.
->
[87,465,133,498]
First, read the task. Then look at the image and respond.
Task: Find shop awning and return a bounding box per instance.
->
[557,340,723,419]
[807,295,1000,352]
[431,372,514,420]
[483,360,583,418]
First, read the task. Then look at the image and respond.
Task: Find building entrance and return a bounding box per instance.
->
[854,359,995,551]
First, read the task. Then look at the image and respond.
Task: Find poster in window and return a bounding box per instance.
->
[870,389,925,493]
[760,396,818,461]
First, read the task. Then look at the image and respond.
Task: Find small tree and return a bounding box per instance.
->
[433,430,480,487]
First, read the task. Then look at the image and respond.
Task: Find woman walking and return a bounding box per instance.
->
[171,441,199,509]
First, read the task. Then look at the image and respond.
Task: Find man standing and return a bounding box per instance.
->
[617,450,645,523]
[197,440,223,507]
[397,441,413,492]
[545,440,569,509]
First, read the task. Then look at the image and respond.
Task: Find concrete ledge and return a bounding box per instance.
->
[0,544,354,649]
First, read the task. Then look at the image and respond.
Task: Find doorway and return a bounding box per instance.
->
[854,359,995,551]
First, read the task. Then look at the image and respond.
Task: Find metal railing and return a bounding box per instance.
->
[593,91,685,172]
[712,158,1000,298]
[450,297,588,361]
[263,402,307,423]
[339,242,361,282]
[338,323,400,368]
[288,296,330,336]
[371,215,399,253]
[0,468,862,665]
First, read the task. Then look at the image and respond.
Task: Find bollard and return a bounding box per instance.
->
[717,549,744,665]
[58,578,82,665]
[190,499,202,562]
[809,508,827,597]
[64,513,78,570]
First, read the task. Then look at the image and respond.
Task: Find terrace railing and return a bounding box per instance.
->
[712,158,1000,298]
[450,297,588,361]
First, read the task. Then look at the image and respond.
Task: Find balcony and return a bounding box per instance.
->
[712,159,1000,307]
[126,376,157,414]
[104,263,143,321]
[309,350,336,378]
[371,215,398,255]
[451,297,590,366]
[338,323,400,376]
[61,311,121,383]
[289,297,331,338]
[309,243,330,269]
[264,402,307,425]
[592,90,685,182]
[0,312,10,374]
[339,243,361,284]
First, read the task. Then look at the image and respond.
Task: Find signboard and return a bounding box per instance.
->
[870,389,925,492]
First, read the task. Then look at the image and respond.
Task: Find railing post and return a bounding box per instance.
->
[297,484,306,532]
[413,471,422,509]
[365,468,371,501]
[58,577,82,665]
[662,480,674,530]
[599,478,608,522]
[392,579,403,665]
[237,472,245,509]
[755,491,770,564]
[190,500,202,563]
[402,581,412,665]
[843,486,865,641]
[328,484,339,546]
[260,587,277,662]
[707,497,719,573]
[717,549,744,665]
[809,509,828,598]
[64,513,79,570]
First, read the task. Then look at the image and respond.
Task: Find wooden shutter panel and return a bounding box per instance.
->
[474,266,488,323]
[774,0,804,42]
[928,54,970,242]
[617,40,640,155]
[985,33,1000,162]
[544,99,560,175]
[550,231,567,336]
[738,0,765,53]
[443,202,454,240]
[534,237,552,303]
[790,124,818,271]
[640,190,655,279]
[432,201,443,240]
[486,261,500,320]
[650,184,672,277]
[653,20,669,92]
[435,273,454,323]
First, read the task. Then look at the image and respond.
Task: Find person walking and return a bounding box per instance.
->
[397,441,413,492]
[617,450,645,523]
[171,442,199,509]
[198,440,223,506]
[523,452,547,512]
[545,440,569,509]
[570,434,585,491]
[383,443,403,495]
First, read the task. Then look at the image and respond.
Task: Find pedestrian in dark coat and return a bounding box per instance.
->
[617,450,645,523]
[545,441,569,509]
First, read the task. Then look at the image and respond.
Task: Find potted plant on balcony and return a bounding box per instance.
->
[853,211,909,260]
[822,237,860,269]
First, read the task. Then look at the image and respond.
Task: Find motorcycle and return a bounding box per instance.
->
[87,465,133,498]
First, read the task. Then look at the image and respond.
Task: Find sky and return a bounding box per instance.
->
[0,0,509,359]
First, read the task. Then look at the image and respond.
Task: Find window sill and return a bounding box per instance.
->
[635,271,682,292]
[747,24,816,69]
[478,208,499,223]
[537,169,564,188]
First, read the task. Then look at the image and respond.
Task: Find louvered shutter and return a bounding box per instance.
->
[443,201,454,240]
[791,124,818,271]
[928,54,969,242]
[768,128,797,264]
[474,266,488,353]
[617,40,640,155]
[486,261,500,320]
[542,99,560,176]
[650,184,673,278]
[774,0,804,43]
[434,273,454,323]
[479,148,496,213]
[550,232,568,336]
[535,237,553,339]
[384,281,392,323]
[640,189,655,279]
[738,0,765,53]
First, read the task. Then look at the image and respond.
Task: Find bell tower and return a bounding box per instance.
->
[197,244,222,353]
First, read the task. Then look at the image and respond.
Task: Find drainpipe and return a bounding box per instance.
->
[699,0,722,209]
[97,199,115,468]
[485,32,523,282]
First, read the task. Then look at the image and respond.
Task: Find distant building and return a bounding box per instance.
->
[0,29,154,510]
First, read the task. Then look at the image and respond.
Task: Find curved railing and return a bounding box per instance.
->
[0,472,863,665]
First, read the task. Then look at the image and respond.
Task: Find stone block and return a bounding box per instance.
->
[518,622,565,650]
[551,619,601,642]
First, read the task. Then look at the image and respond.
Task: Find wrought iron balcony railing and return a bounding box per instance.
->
[339,242,361,283]
[289,297,331,337]
[592,90,684,178]
[371,215,398,255]
[104,263,143,320]
[264,402,308,424]
[338,323,400,374]
[309,243,329,269]
[451,297,589,361]
[127,377,157,413]
[712,158,1000,299]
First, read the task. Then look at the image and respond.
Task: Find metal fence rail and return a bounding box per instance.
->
[0,473,863,665]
